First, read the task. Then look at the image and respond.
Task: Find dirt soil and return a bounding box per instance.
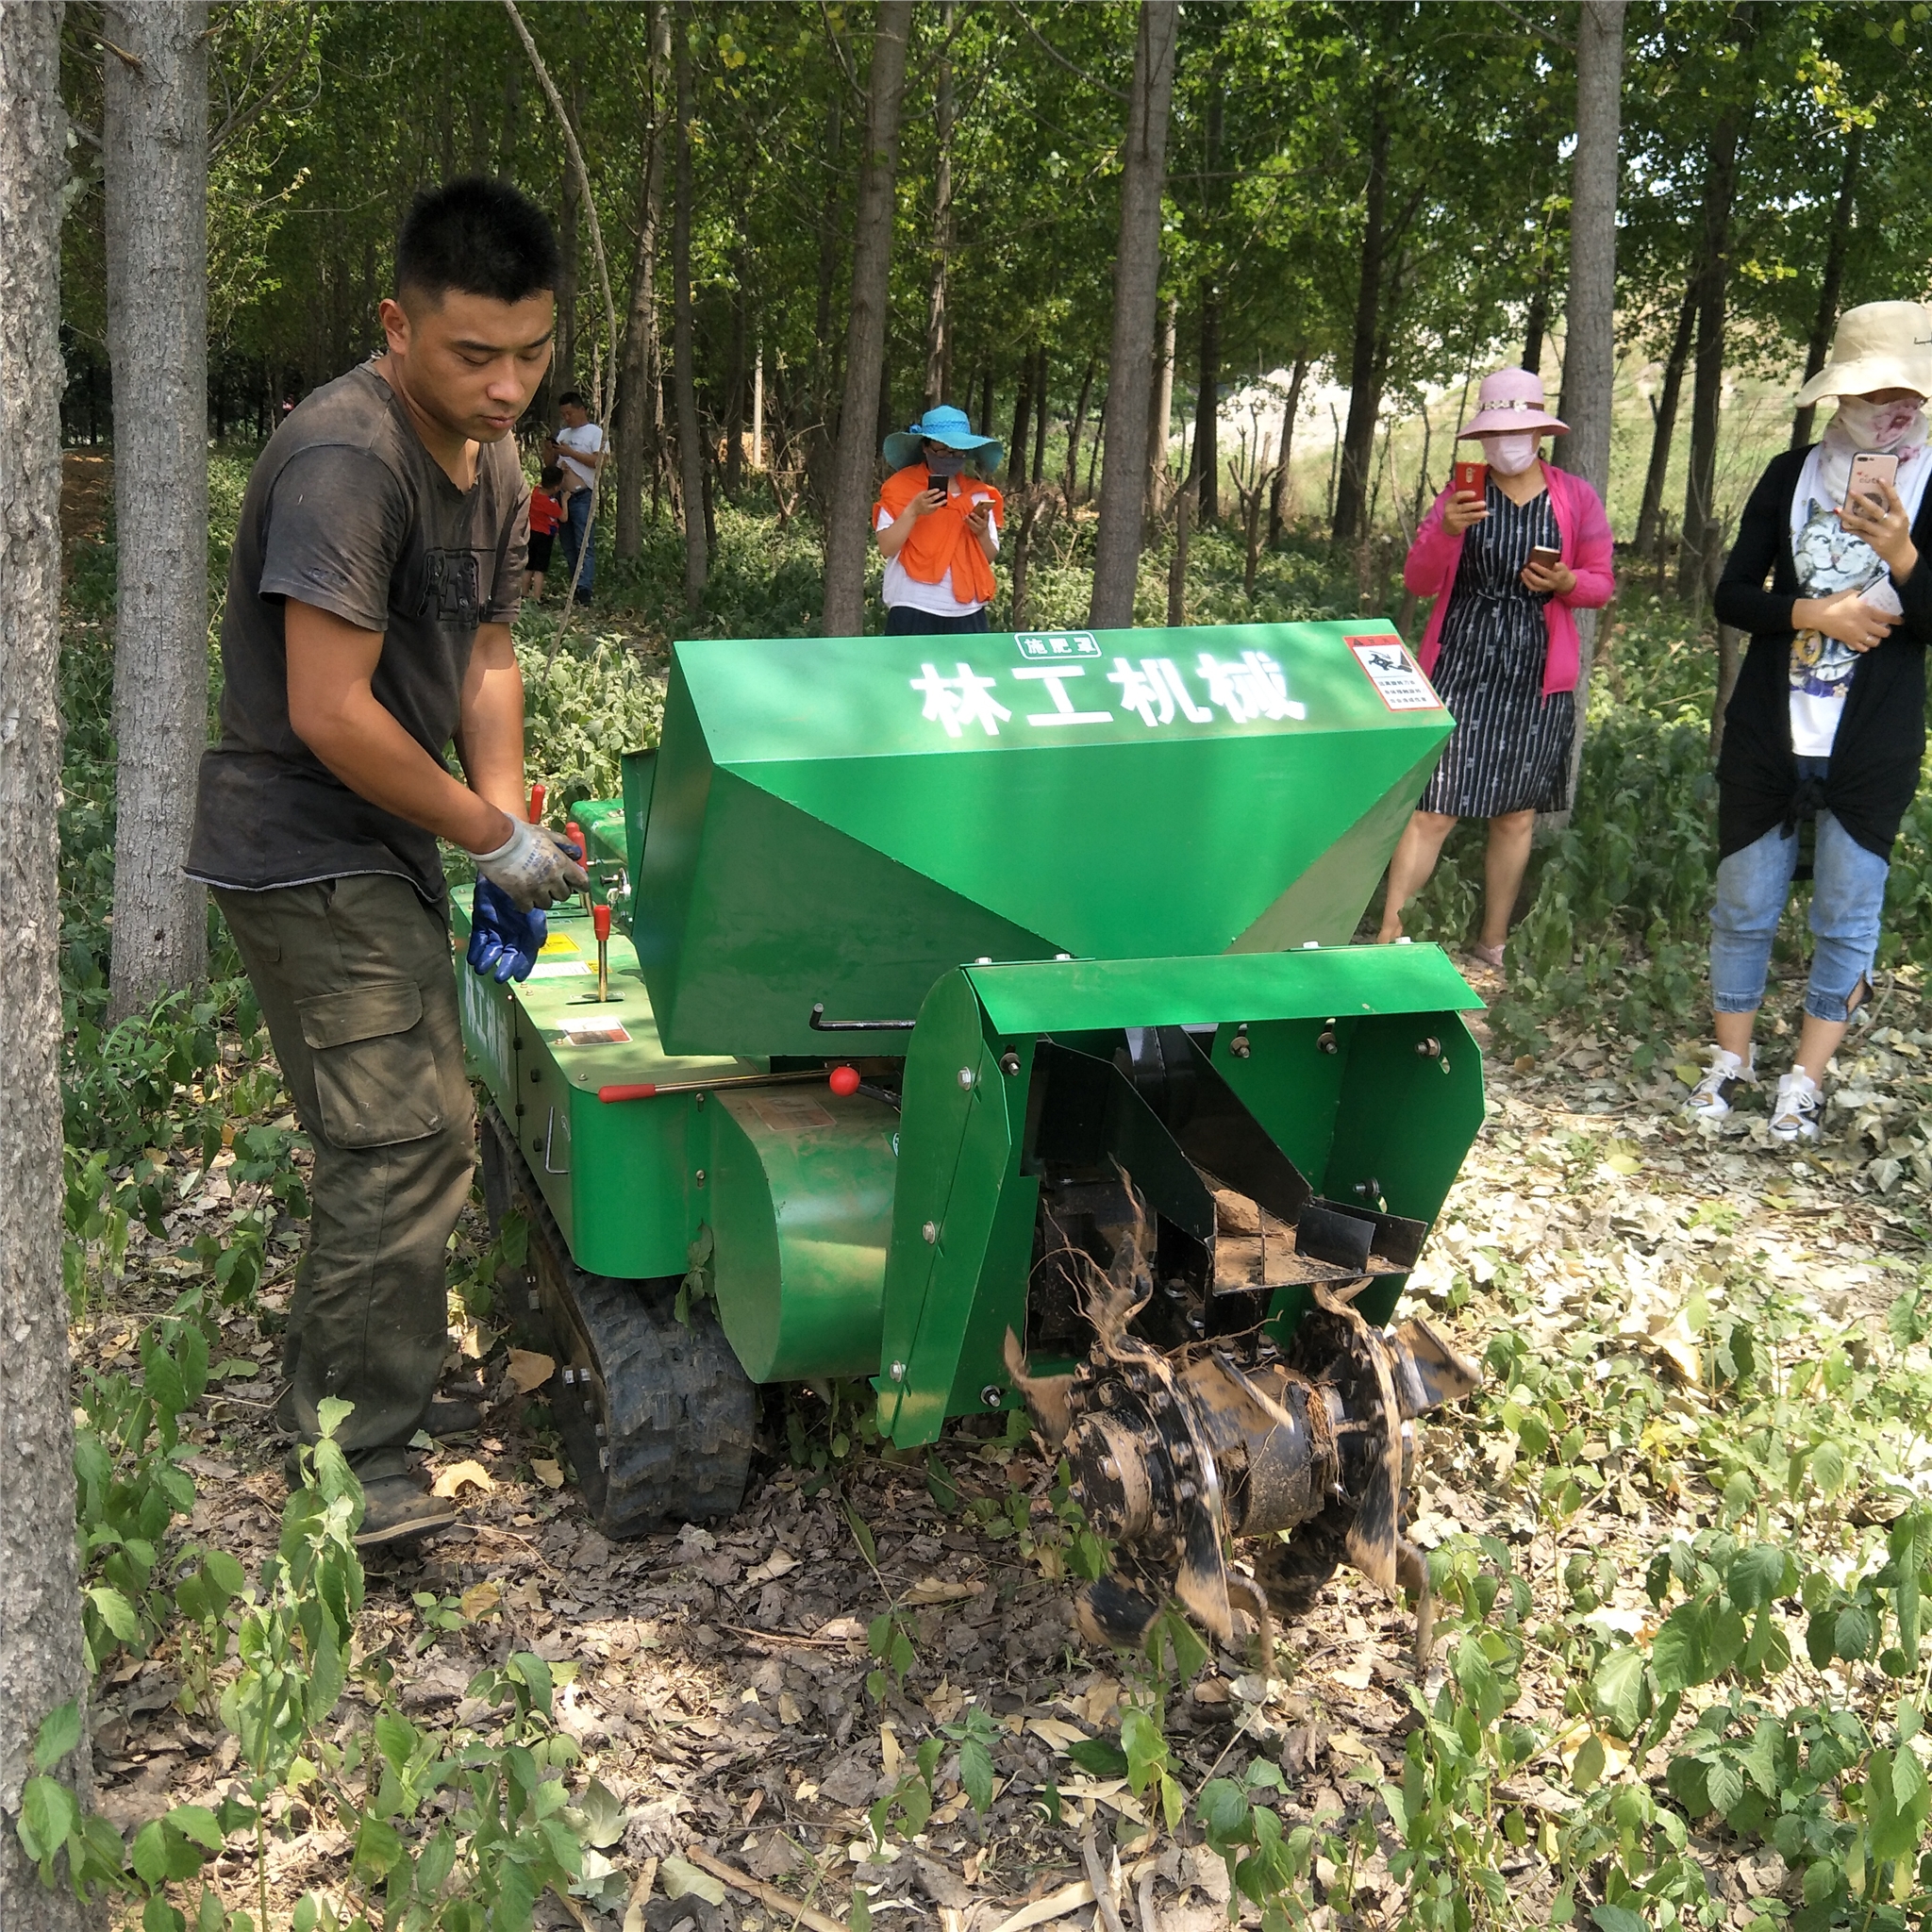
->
[77,956,1931,1931]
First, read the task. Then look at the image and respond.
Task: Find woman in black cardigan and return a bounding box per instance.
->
[1689,300,1932,1143]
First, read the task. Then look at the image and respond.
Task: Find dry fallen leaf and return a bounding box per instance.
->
[431,1459,495,1499]
[505,1577,544,1611]
[1646,1311,1702,1385]
[460,1581,503,1621]
[507,1349,555,1394]
[1077,1677,1120,1724]
[880,1724,902,1779]
[1334,1659,1374,1691]
[1027,1717,1090,1753]
[531,1458,565,1490]
[904,1576,983,1605]
[1192,1677,1231,1706]
[1555,1717,1633,1778]
[744,1548,800,1586]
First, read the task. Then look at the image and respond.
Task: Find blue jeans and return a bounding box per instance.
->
[1710,779,1889,1024]
[559,490,594,595]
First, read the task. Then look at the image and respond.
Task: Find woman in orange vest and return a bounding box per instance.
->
[874,405,1005,634]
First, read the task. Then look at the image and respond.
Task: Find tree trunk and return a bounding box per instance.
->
[1193,283,1221,524]
[723,251,748,497]
[1088,0,1179,630]
[1521,278,1550,376]
[1677,98,1748,603]
[672,4,706,609]
[1268,354,1307,544]
[614,4,667,565]
[1635,282,1695,558]
[1332,104,1391,545]
[106,0,209,1020]
[819,0,912,637]
[1,10,99,1924]
[1007,353,1033,488]
[924,0,954,410]
[1030,345,1048,486]
[808,93,843,508]
[555,78,582,391]
[1085,395,1104,501]
[1790,125,1861,452]
[1549,0,1625,830]
[1167,461,1193,626]
[976,361,993,438]
[1063,355,1095,502]
[1145,291,1175,520]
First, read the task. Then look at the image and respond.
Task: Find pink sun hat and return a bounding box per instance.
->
[1457,366,1568,440]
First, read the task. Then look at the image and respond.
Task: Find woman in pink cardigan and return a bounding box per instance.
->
[1377,368,1615,969]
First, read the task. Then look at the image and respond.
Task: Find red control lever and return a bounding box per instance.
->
[828,1065,860,1096]
[528,780,546,822]
[592,904,612,941]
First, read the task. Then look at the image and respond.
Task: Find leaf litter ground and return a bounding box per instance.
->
[75,961,1932,1931]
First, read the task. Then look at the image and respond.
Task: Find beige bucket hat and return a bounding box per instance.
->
[1794,299,1932,407]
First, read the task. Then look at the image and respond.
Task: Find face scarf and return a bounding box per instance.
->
[1817,394,1928,510]
[1484,431,1541,476]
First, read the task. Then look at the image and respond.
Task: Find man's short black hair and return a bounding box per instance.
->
[558,390,588,411]
[395,178,560,308]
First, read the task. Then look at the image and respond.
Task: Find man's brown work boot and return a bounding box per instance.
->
[355,1474,458,1549]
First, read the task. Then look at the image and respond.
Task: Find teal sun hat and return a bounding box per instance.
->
[883,404,1003,475]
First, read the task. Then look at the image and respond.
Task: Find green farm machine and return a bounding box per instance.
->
[458,620,1486,1649]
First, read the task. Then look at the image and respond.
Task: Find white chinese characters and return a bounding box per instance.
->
[910,647,1305,737]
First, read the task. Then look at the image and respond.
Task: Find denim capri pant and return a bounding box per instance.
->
[1710,763,1889,1024]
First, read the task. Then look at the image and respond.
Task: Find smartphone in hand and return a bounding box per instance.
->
[1527,545,1561,570]
[1452,458,1488,500]
[1846,451,1900,512]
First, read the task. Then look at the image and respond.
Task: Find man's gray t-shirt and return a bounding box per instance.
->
[187,362,529,904]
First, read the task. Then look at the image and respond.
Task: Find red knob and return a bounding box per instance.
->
[828,1065,860,1097]
[528,780,546,822]
[592,904,611,941]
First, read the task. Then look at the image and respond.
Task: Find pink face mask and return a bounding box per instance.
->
[1483,431,1541,475]
[1835,395,1926,452]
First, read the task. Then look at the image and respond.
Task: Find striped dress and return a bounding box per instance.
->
[1418,483,1575,817]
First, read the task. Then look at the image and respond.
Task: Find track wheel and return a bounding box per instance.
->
[481,1108,756,1535]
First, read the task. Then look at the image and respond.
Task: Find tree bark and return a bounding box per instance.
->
[1145,291,1175,520]
[106,0,209,1019]
[1332,103,1391,545]
[1030,345,1049,487]
[672,3,706,609]
[1007,353,1033,489]
[723,250,748,497]
[924,1,955,411]
[1790,125,1861,453]
[1549,0,1625,829]
[1063,355,1095,502]
[2,9,99,1924]
[1522,278,1550,376]
[1677,96,1748,603]
[808,92,843,506]
[1193,281,1220,523]
[615,4,667,564]
[1088,0,1179,630]
[1268,354,1308,544]
[1635,281,1695,558]
[819,0,912,636]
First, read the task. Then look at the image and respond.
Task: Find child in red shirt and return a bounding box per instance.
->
[525,464,564,601]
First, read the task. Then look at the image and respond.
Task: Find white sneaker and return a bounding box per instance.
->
[1768,1069,1824,1144]
[1685,1046,1755,1121]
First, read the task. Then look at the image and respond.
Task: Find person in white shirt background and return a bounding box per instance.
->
[544,390,604,606]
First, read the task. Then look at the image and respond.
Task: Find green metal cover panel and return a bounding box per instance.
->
[458,900,751,1280]
[636,622,1449,1056]
[876,947,1485,1446]
[706,1085,899,1383]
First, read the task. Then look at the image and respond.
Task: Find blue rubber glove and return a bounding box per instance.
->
[467,877,548,983]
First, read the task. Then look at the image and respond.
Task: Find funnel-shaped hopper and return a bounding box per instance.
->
[634,622,1451,1056]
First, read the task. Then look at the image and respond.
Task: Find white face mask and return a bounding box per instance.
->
[1833,394,1927,453]
[1483,432,1541,475]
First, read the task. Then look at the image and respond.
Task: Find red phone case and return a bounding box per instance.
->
[1453,459,1487,499]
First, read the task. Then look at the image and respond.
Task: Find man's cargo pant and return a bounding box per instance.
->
[215,875,475,1481]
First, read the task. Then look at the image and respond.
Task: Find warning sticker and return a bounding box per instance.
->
[1347,636,1443,712]
[527,959,591,979]
[539,933,580,956]
[555,1015,631,1045]
[750,1093,837,1134]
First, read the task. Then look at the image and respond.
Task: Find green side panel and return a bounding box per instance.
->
[705,1086,899,1383]
[454,900,749,1280]
[875,972,1005,1441]
[1229,756,1442,951]
[1318,1012,1486,1328]
[621,748,657,901]
[638,759,1054,1058]
[642,622,1451,1055]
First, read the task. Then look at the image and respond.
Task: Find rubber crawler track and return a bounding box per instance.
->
[481,1106,756,1535]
